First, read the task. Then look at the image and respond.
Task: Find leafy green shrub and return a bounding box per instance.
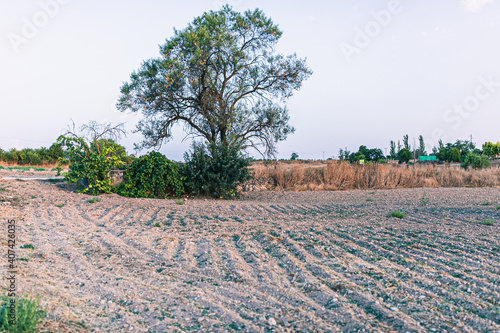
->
[182,142,251,199]
[496,205,500,210]
[0,294,46,333]
[117,152,183,198]
[20,244,34,250]
[86,197,101,204]
[390,211,405,218]
[397,148,412,163]
[57,136,126,195]
[461,152,490,169]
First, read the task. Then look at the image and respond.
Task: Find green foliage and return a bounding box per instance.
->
[432,139,477,162]
[366,198,374,202]
[290,152,299,161]
[118,6,311,157]
[117,152,184,198]
[390,211,405,218]
[389,140,397,159]
[419,192,429,206]
[0,142,66,166]
[86,197,101,204]
[55,204,64,208]
[397,148,412,163]
[20,244,34,250]
[0,294,46,333]
[482,218,495,226]
[482,141,500,158]
[182,142,251,199]
[461,152,490,169]
[57,136,126,195]
[175,199,185,205]
[348,145,384,163]
[415,135,427,157]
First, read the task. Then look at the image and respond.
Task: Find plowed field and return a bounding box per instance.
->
[1,178,500,332]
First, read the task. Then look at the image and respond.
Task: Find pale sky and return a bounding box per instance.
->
[1,0,500,160]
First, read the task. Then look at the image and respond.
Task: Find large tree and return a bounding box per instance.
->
[118,6,312,156]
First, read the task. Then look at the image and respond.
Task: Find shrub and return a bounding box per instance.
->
[0,294,46,333]
[397,149,412,163]
[117,152,183,198]
[182,142,251,199]
[482,218,495,226]
[57,136,126,195]
[390,211,405,218]
[461,152,490,169]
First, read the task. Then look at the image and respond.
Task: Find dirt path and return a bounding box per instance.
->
[1,179,499,332]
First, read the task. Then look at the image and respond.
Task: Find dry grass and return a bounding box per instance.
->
[251,161,500,191]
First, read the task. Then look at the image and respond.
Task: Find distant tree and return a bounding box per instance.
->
[389,140,397,159]
[415,135,426,157]
[338,148,350,161]
[461,152,490,169]
[482,142,500,159]
[290,152,299,161]
[117,6,312,157]
[433,139,477,163]
[349,145,384,162]
[397,148,412,163]
[403,134,410,150]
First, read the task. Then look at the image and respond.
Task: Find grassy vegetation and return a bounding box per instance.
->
[86,197,101,204]
[20,244,35,250]
[496,205,500,210]
[175,199,185,205]
[419,192,429,206]
[55,204,64,208]
[482,218,495,226]
[481,202,491,206]
[251,161,500,191]
[366,198,374,202]
[390,211,405,219]
[0,294,46,333]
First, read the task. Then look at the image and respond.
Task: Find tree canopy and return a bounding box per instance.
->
[118,6,312,156]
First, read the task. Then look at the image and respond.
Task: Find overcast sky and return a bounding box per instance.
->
[1,0,499,160]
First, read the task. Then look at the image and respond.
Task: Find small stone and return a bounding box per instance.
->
[390,307,398,311]
[259,315,266,322]
[268,317,277,326]
[129,326,134,331]
[197,317,204,323]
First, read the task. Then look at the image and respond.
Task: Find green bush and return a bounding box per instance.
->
[390,211,405,218]
[117,151,183,198]
[182,142,251,199]
[0,294,46,333]
[397,148,412,163]
[57,136,126,195]
[461,152,490,169]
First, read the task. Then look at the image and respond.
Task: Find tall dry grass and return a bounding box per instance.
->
[251,161,500,191]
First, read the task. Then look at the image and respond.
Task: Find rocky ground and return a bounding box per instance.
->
[0,172,499,332]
